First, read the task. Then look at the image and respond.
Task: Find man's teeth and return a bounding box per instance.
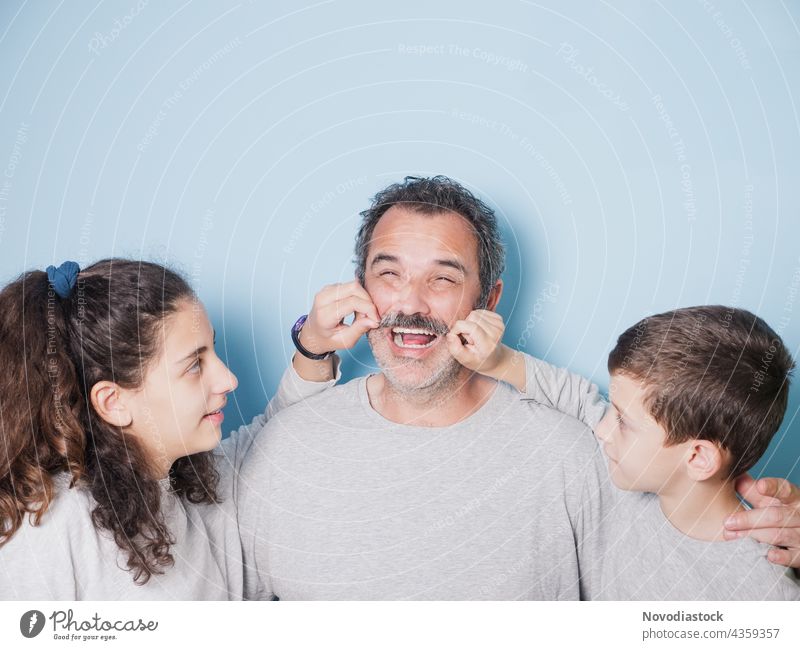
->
[392,327,436,335]
[392,328,438,349]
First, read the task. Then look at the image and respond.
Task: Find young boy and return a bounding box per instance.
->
[483,305,799,599]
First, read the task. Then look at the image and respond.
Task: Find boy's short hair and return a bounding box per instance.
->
[607,306,795,478]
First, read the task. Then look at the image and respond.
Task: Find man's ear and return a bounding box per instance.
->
[90,381,133,428]
[685,440,727,481]
[485,279,503,312]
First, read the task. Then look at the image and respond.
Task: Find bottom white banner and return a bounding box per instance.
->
[1,601,798,650]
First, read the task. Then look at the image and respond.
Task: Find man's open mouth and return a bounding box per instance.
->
[391,327,439,349]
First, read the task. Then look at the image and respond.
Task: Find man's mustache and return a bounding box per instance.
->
[377,312,450,336]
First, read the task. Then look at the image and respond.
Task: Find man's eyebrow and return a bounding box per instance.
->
[371,254,466,275]
[434,259,467,275]
[371,253,399,267]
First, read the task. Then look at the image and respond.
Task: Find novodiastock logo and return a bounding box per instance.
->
[20,610,46,638]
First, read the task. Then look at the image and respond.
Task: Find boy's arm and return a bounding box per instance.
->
[446,309,607,429]
[508,347,607,430]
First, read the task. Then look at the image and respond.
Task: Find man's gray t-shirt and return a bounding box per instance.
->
[236,376,608,600]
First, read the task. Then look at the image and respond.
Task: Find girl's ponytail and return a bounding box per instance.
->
[0,269,86,545]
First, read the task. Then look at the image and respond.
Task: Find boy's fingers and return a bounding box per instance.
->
[466,310,503,329]
[446,332,471,360]
[449,319,482,344]
[467,310,504,336]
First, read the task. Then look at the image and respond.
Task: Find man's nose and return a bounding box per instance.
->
[391,279,430,316]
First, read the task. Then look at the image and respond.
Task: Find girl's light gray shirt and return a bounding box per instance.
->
[0,360,338,600]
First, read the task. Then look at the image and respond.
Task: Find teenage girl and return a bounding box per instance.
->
[0,259,376,599]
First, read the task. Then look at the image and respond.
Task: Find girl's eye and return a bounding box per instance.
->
[188,358,202,373]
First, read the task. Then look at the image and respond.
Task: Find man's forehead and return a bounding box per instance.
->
[367,207,479,266]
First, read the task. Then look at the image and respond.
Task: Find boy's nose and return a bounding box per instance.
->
[595,413,612,442]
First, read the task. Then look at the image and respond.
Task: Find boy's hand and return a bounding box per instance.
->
[446,309,507,373]
[300,281,380,354]
[446,310,525,393]
[724,475,800,569]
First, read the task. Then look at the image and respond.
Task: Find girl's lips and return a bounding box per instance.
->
[203,410,224,425]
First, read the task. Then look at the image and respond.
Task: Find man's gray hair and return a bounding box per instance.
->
[354,176,506,308]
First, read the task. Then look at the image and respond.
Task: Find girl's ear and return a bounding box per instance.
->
[90,381,133,428]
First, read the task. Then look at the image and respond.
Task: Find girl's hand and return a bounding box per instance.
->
[300,281,380,354]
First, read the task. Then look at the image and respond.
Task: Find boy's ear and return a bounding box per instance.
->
[684,440,727,481]
[90,381,133,428]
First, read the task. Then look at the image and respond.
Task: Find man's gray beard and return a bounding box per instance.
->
[367,329,465,405]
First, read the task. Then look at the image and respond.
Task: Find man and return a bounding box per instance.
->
[237,175,800,599]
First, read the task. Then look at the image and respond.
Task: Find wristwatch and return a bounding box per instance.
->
[291,314,334,360]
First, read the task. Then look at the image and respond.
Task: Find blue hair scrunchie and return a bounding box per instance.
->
[46,261,81,299]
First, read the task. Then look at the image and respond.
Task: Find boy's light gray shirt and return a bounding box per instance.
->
[520,354,800,600]
[236,375,608,600]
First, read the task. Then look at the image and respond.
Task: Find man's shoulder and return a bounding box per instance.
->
[266,376,365,427]
[505,387,600,456]
[240,378,366,472]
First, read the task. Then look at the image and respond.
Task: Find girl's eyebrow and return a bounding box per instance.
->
[176,346,207,365]
[177,330,215,365]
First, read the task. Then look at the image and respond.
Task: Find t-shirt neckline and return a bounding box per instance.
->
[356,373,503,430]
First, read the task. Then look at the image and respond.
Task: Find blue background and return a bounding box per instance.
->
[0,0,798,482]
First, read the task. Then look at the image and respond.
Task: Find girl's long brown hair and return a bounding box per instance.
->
[0,259,219,584]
